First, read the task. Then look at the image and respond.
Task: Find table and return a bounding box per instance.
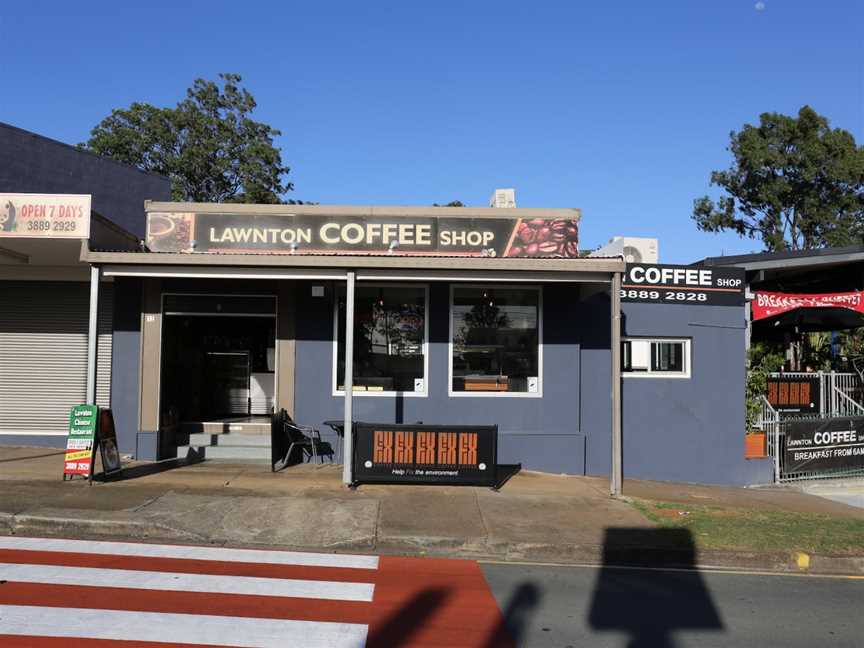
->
[322,420,345,461]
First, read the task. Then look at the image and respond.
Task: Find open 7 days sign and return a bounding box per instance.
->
[621,264,745,307]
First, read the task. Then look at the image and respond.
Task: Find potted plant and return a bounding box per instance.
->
[745,344,784,459]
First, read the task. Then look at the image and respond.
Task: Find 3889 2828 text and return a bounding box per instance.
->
[620,289,708,302]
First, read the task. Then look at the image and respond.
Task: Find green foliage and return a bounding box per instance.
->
[801,332,834,371]
[82,73,292,203]
[433,201,465,207]
[838,328,864,381]
[693,106,864,251]
[745,343,785,431]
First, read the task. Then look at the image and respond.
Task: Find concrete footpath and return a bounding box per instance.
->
[1,446,863,575]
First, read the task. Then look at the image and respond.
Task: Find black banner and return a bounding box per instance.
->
[766,377,820,414]
[352,423,497,486]
[146,212,581,258]
[784,417,864,473]
[621,264,745,306]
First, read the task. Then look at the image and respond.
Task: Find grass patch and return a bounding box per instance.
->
[629,499,864,555]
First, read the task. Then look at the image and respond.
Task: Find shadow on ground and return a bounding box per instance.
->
[588,528,724,647]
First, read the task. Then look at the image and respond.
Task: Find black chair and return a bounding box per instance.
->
[281,411,334,464]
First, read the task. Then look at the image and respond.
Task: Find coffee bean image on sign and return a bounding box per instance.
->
[504,218,580,258]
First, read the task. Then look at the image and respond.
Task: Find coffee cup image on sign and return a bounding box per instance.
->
[147,213,194,251]
[0,201,16,232]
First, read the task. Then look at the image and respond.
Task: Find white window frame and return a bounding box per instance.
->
[448,284,543,398]
[332,283,429,398]
[622,337,691,379]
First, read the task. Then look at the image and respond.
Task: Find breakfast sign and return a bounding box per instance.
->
[0,193,91,239]
[146,211,580,258]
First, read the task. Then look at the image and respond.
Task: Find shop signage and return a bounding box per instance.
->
[146,212,581,258]
[621,264,745,306]
[784,417,864,473]
[753,291,864,321]
[63,404,98,479]
[0,193,91,239]
[766,376,820,414]
[63,405,123,481]
[352,423,497,486]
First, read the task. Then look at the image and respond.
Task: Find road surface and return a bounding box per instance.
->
[482,561,863,648]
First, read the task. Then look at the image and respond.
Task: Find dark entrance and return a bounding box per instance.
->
[160,295,277,426]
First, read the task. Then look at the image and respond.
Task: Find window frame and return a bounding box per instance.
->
[622,337,691,379]
[332,282,430,398]
[448,284,544,398]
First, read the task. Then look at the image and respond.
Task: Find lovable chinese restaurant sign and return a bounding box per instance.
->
[352,423,497,486]
[0,193,91,239]
[146,212,580,258]
[753,291,864,321]
[63,404,98,479]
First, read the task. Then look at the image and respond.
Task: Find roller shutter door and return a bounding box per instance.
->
[0,281,113,436]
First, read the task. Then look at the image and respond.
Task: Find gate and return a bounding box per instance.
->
[760,394,864,483]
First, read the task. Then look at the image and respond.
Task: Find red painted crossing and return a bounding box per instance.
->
[0,536,514,648]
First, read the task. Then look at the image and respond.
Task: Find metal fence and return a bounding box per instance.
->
[759,396,864,483]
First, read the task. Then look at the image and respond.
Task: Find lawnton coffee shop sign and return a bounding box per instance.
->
[146,211,581,258]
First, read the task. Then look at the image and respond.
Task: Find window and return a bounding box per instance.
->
[623,338,691,377]
[450,286,541,395]
[335,285,427,395]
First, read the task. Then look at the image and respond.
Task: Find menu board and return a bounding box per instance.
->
[766,376,820,414]
[353,423,497,486]
[98,409,123,476]
[63,404,98,479]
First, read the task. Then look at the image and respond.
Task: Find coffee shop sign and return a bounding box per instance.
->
[146,211,581,258]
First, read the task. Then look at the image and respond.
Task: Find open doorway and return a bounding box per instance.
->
[160,294,277,431]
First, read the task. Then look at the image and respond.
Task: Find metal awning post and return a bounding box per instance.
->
[86,265,101,405]
[610,271,623,496]
[341,270,356,485]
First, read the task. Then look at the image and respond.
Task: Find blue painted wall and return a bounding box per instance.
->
[619,301,773,485]
[108,277,772,485]
[294,281,587,474]
[0,122,170,236]
[110,277,142,457]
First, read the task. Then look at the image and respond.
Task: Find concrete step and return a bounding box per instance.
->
[181,421,271,436]
[187,433,271,448]
[176,444,272,462]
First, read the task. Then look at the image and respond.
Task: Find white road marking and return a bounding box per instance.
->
[0,605,368,648]
[0,536,379,570]
[0,562,374,601]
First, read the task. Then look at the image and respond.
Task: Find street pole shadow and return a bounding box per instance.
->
[483,582,541,648]
[588,528,724,648]
[366,588,448,648]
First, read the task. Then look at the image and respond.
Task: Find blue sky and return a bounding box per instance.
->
[1,1,861,262]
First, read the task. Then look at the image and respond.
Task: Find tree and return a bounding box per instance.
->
[82,73,292,203]
[692,106,864,251]
[433,201,465,207]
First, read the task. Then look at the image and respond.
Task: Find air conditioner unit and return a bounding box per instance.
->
[589,236,658,264]
[489,188,516,208]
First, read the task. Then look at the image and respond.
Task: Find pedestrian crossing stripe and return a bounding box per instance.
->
[0,535,513,648]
